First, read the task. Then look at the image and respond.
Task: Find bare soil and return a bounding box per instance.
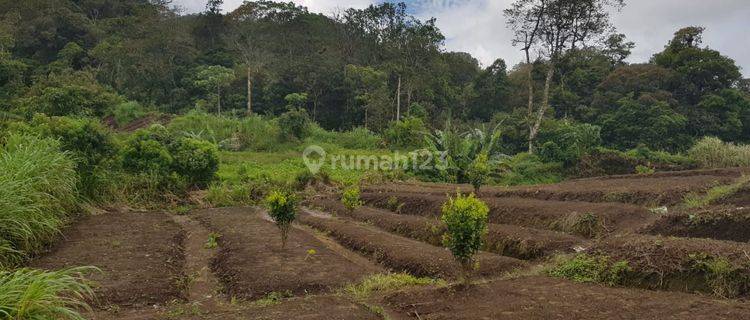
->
[30,211,185,308]
[191,207,378,300]
[297,212,527,279]
[382,276,750,319]
[308,197,583,260]
[362,191,652,236]
[643,207,750,242]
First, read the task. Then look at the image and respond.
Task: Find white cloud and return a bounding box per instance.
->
[173,0,749,76]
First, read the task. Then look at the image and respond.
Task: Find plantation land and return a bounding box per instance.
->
[27,167,750,319]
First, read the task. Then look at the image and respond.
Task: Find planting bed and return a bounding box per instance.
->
[362,191,652,236]
[30,211,184,308]
[191,207,378,299]
[643,207,750,242]
[297,213,527,279]
[309,198,583,260]
[383,276,750,319]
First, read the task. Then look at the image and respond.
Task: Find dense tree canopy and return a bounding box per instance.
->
[0,0,748,152]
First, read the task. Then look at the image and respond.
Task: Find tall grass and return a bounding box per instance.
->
[0,267,96,320]
[688,137,750,168]
[167,111,279,151]
[0,134,77,267]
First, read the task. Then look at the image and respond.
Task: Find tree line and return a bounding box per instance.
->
[0,0,748,152]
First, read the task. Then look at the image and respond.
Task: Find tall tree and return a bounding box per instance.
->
[505,0,624,153]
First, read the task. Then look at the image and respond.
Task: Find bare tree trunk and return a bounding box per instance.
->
[217,86,222,114]
[396,75,401,121]
[529,66,554,154]
[246,67,253,115]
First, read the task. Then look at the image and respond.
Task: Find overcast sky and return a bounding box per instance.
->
[173,0,750,76]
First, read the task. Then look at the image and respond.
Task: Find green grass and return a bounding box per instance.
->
[343,273,443,301]
[548,254,630,286]
[683,175,750,209]
[0,267,97,320]
[0,134,78,267]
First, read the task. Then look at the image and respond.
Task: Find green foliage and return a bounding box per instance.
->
[265,190,298,248]
[384,117,427,149]
[308,125,382,150]
[441,193,489,283]
[466,152,489,192]
[170,137,219,188]
[601,95,690,151]
[341,186,363,212]
[683,175,750,209]
[278,108,311,141]
[538,121,602,165]
[635,165,655,175]
[422,122,504,184]
[0,267,96,320]
[498,153,563,186]
[549,254,631,286]
[688,137,750,168]
[14,71,124,117]
[121,128,174,176]
[689,254,748,298]
[112,101,146,126]
[0,134,77,267]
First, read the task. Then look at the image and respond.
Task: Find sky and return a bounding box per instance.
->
[173,0,750,76]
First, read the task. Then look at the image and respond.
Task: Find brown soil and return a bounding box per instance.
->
[382,276,750,319]
[308,198,583,260]
[643,207,750,242]
[297,212,527,280]
[171,215,223,308]
[191,207,378,300]
[588,234,750,296]
[721,185,750,207]
[365,167,749,206]
[30,211,184,308]
[362,191,652,237]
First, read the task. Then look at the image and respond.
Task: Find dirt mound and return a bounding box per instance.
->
[362,192,651,237]
[298,213,527,280]
[643,207,750,242]
[309,198,582,260]
[719,185,750,207]
[192,207,377,300]
[30,211,184,308]
[383,276,750,319]
[587,234,750,297]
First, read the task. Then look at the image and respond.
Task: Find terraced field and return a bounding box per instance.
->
[28,167,750,319]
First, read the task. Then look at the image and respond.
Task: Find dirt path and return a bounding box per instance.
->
[171,215,223,309]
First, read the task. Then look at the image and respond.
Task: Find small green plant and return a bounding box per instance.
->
[304,249,317,261]
[341,186,363,213]
[466,152,490,193]
[385,196,403,213]
[635,165,655,175]
[265,190,298,249]
[205,232,221,249]
[251,291,293,307]
[440,193,489,285]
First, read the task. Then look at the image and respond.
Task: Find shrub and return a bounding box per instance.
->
[688,136,750,168]
[0,134,77,267]
[466,152,489,193]
[121,130,173,176]
[0,267,96,320]
[265,190,298,249]
[384,117,427,149]
[112,101,146,126]
[549,254,630,286]
[498,153,563,186]
[278,108,311,141]
[441,193,489,285]
[170,137,219,188]
[635,165,655,175]
[341,186,363,212]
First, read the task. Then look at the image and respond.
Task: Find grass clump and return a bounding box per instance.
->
[343,273,442,301]
[555,212,605,238]
[688,137,750,168]
[683,175,750,208]
[0,267,97,320]
[441,193,489,285]
[251,291,293,307]
[689,254,749,298]
[0,134,78,267]
[341,186,363,212]
[265,190,298,249]
[548,254,631,286]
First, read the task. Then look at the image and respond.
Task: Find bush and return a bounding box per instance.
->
[121,129,174,176]
[278,108,311,141]
[498,153,563,185]
[0,267,96,320]
[466,152,489,192]
[170,137,219,187]
[441,193,489,285]
[168,111,280,151]
[112,101,146,126]
[0,134,77,267]
[341,186,363,212]
[265,190,298,249]
[549,254,630,286]
[688,136,750,168]
[384,117,427,149]
[538,121,602,165]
